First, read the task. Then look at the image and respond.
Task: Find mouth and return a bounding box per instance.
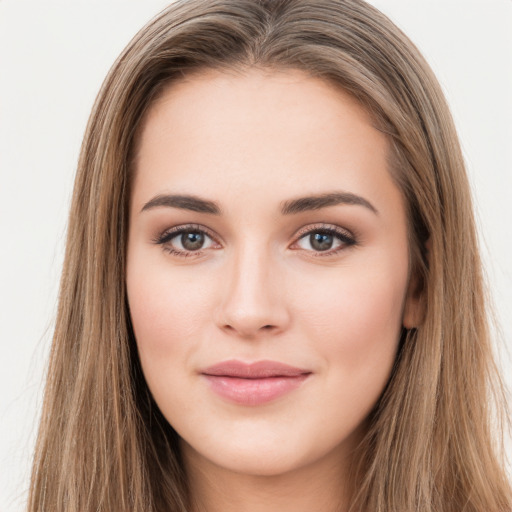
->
[201,360,312,406]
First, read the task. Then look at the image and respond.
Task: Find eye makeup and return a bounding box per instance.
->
[291,223,357,257]
[152,222,358,259]
[152,223,221,258]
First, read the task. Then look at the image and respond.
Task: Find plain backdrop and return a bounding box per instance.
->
[1,1,511,510]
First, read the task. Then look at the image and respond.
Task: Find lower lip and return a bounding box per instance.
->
[203,374,310,406]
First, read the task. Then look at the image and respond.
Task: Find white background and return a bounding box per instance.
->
[0,1,511,510]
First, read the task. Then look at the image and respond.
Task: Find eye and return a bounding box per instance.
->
[154,225,219,256]
[293,225,356,255]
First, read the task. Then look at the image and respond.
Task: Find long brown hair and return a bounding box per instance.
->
[28,1,511,510]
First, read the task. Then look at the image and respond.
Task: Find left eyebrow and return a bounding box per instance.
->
[281,191,378,216]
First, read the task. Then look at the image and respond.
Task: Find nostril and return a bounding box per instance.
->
[221,323,277,337]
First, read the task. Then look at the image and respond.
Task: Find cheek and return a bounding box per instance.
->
[294,258,407,381]
[287,261,408,442]
[126,260,221,431]
[126,253,215,376]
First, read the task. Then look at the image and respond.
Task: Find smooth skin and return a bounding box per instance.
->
[126,68,421,512]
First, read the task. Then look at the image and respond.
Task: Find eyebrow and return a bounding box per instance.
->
[141,194,221,214]
[281,192,378,215]
[140,191,378,216]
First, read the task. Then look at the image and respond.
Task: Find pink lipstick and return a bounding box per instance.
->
[201,360,311,406]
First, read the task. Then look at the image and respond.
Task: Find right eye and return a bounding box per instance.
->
[155,225,220,257]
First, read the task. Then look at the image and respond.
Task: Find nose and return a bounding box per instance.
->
[215,246,290,339]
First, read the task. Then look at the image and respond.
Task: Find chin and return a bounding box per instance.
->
[193,446,310,477]
[180,427,346,479]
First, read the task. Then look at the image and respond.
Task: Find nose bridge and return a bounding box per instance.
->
[217,238,288,336]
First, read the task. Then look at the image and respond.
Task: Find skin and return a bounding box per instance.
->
[126,68,421,512]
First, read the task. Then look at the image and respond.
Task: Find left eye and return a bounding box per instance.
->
[295,229,354,252]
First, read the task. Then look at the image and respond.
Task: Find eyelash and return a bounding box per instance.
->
[292,224,357,257]
[153,223,357,258]
[152,224,219,258]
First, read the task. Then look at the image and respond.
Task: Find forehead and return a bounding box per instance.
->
[131,68,398,215]
[136,67,380,151]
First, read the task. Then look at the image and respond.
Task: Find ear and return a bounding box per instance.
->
[402,237,430,329]
[402,273,424,329]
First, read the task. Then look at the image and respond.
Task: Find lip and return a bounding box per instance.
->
[201,360,312,406]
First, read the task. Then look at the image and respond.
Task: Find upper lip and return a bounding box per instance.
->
[201,360,311,379]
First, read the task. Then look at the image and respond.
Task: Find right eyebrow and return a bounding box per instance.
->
[140,194,221,215]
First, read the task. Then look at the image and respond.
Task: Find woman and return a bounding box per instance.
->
[27,0,512,511]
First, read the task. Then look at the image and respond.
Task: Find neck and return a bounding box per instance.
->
[182,441,358,512]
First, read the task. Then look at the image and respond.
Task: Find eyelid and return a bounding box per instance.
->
[153,223,222,253]
[153,222,357,258]
[290,223,357,255]
[293,223,354,240]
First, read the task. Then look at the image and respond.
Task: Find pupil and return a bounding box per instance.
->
[181,231,204,250]
[310,232,333,251]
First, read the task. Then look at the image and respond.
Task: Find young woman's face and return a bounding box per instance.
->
[127,69,419,478]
